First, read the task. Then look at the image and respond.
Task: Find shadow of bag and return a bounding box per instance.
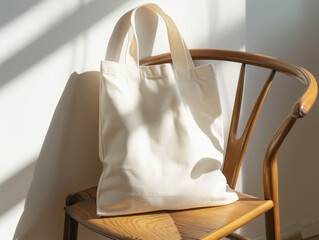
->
[97,3,238,216]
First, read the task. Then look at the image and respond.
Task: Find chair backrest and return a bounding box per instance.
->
[140,49,317,198]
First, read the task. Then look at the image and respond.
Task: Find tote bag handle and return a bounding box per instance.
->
[105,4,195,70]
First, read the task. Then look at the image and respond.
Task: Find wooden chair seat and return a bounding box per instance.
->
[65,186,273,239]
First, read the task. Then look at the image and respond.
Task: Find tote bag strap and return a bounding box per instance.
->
[105,4,195,70]
[104,10,134,64]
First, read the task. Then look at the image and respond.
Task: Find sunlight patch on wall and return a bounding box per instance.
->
[0,0,82,64]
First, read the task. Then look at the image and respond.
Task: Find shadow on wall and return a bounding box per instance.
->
[1,0,125,239]
[8,3,159,239]
[0,0,43,28]
[0,0,127,87]
[0,161,37,217]
[14,72,102,240]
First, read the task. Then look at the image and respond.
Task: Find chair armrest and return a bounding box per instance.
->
[263,64,317,202]
[291,67,317,117]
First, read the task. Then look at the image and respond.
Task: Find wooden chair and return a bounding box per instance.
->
[63,49,317,240]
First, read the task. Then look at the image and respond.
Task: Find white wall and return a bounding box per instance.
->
[242,0,319,238]
[0,0,245,239]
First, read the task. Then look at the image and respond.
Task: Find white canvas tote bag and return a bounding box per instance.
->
[97,3,238,216]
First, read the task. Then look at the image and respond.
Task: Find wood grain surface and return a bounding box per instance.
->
[65,187,273,240]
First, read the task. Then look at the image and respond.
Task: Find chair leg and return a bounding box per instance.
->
[63,213,78,240]
[63,194,79,240]
[265,205,280,240]
[264,155,281,240]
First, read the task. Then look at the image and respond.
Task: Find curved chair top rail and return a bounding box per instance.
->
[140,49,317,118]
